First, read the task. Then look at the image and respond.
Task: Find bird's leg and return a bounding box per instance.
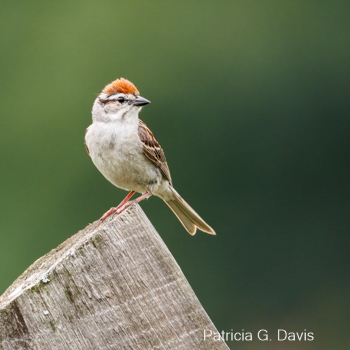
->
[116,191,152,215]
[100,191,135,221]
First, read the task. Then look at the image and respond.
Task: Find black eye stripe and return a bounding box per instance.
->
[99,96,127,105]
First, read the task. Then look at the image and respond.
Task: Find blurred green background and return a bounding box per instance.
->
[0,1,349,349]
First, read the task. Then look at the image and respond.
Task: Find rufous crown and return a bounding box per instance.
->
[102,78,139,96]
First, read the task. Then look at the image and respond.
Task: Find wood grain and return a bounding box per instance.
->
[0,204,228,350]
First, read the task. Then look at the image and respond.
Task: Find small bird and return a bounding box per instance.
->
[85,78,215,235]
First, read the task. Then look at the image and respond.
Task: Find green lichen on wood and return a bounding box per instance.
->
[49,321,56,332]
[64,289,74,304]
[91,234,104,249]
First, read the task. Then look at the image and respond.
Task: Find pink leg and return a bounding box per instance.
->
[116,191,152,215]
[100,191,135,221]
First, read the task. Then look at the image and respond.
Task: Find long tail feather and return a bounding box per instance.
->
[164,186,216,235]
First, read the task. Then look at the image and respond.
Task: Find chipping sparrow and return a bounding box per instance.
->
[85,78,215,235]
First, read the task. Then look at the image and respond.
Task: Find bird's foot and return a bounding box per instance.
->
[115,200,134,215]
[116,191,152,215]
[100,207,119,221]
[100,200,133,222]
[100,191,136,222]
[100,191,152,222]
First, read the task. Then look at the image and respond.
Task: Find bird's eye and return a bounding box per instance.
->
[117,97,125,103]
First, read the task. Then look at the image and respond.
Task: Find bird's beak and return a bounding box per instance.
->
[132,96,151,106]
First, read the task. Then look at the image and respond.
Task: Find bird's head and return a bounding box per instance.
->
[92,78,150,123]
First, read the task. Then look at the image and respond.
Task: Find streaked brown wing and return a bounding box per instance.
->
[138,119,172,185]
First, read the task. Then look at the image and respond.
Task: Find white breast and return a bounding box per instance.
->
[85,120,161,194]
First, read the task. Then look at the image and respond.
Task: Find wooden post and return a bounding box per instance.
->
[0,204,229,350]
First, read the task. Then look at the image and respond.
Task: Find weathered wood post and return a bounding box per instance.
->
[0,204,229,350]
